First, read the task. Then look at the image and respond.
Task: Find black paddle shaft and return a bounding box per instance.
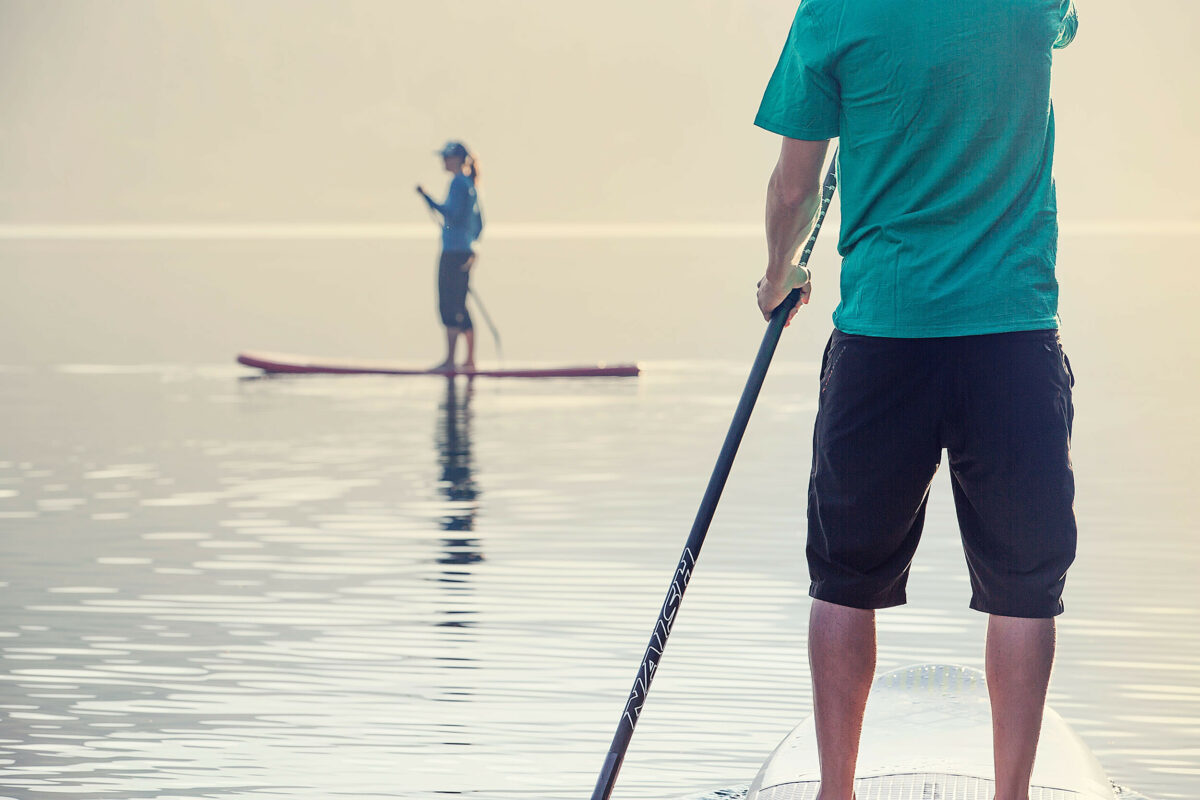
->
[589,155,838,800]
[467,287,503,361]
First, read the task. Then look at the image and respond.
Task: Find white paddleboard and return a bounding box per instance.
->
[748,664,1115,800]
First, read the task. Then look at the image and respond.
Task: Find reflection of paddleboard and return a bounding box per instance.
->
[749,664,1116,800]
[237,351,639,378]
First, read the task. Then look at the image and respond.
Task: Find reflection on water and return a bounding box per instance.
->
[437,378,481,552]
[435,377,482,636]
[0,348,1195,799]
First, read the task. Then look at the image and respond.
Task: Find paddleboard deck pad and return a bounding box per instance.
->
[748,664,1115,800]
[237,351,639,378]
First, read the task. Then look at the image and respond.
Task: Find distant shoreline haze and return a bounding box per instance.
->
[0,221,1198,240]
[0,1,1197,224]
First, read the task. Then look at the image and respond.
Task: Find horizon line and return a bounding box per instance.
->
[0,220,1197,240]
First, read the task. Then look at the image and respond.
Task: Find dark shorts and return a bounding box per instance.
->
[807,328,1077,618]
[438,250,473,330]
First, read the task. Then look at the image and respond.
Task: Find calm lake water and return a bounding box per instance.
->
[1,233,1197,799]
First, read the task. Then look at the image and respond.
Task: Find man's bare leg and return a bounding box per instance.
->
[987,615,1055,800]
[809,599,875,800]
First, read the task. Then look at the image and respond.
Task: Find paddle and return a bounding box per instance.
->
[468,287,504,361]
[589,154,838,800]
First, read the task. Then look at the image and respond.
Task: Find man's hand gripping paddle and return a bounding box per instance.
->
[590,153,839,800]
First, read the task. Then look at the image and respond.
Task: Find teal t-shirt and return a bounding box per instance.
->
[755,0,1078,338]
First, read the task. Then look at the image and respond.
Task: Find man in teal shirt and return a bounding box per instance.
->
[754,2,1078,798]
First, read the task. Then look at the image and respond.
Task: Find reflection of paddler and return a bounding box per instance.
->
[416,141,484,372]
[436,378,481,554]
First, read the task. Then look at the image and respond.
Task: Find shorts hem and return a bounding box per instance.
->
[810,582,907,611]
[968,597,1065,619]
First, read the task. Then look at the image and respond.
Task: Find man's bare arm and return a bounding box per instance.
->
[757,137,831,321]
[765,138,830,285]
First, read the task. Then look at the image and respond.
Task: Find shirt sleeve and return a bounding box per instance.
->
[442,176,471,228]
[754,1,840,141]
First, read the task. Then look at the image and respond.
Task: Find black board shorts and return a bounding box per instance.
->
[438,250,474,330]
[807,328,1077,618]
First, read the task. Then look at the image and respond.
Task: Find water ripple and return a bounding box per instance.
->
[0,365,1191,799]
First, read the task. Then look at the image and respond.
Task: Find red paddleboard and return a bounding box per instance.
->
[237,351,640,378]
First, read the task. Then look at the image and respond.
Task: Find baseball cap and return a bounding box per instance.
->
[436,141,469,158]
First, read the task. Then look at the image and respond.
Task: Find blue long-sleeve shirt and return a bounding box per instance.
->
[423,173,479,253]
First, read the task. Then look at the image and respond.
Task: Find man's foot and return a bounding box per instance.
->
[428,360,455,373]
[460,360,476,372]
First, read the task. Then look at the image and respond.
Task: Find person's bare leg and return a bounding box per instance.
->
[987,615,1055,800]
[434,328,460,370]
[809,599,875,800]
[461,329,475,371]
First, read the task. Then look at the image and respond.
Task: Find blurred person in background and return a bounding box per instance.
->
[417,141,484,371]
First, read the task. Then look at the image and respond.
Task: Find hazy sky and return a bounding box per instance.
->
[2,0,1198,226]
